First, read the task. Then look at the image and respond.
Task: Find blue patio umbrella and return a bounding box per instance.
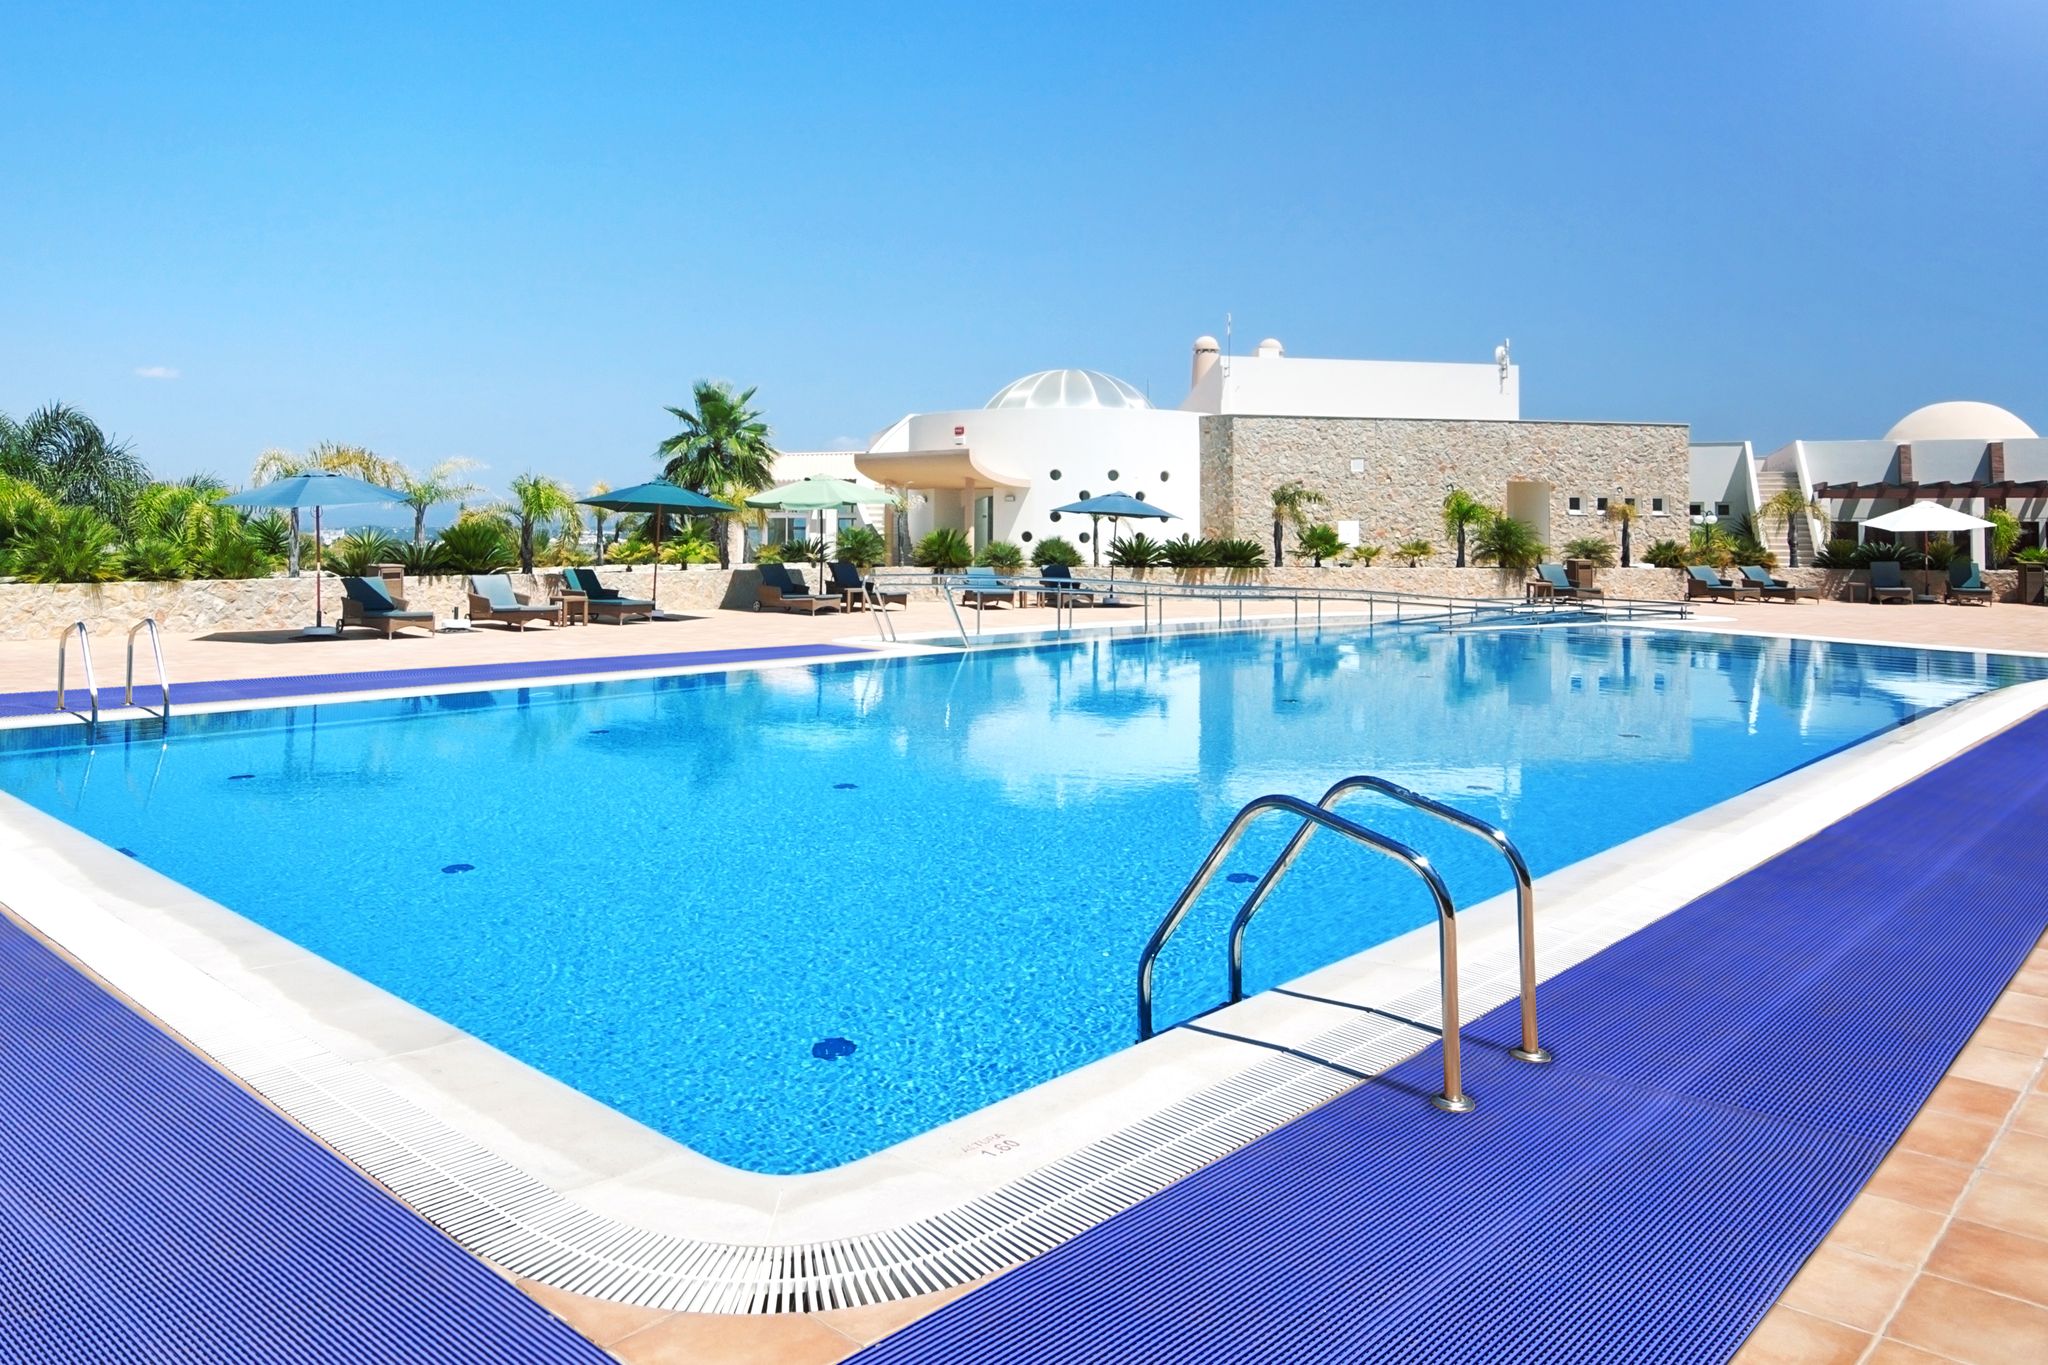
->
[1052,492,1176,603]
[578,481,735,615]
[220,473,409,637]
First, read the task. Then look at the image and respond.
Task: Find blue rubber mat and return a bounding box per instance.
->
[0,642,870,719]
[854,711,2048,1364]
[0,919,610,1364]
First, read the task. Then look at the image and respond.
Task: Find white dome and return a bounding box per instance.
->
[1882,401,2036,443]
[985,369,1150,410]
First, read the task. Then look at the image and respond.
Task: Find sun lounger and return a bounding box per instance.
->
[466,574,561,630]
[958,566,1021,607]
[1867,561,1913,604]
[562,567,655,623]
[1684,566,1759,601]
[340,576,435,638]
[829,561,907,608]
[1946,559,1993,605]
[1529,563,1605,602]
[756,562,840,614]
[1737,565,1817,603]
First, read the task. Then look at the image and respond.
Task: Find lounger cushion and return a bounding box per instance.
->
[344,577,399,610]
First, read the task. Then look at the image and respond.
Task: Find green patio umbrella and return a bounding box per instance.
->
[220,473,410,637]
[577,480,734,616]
[745,477,886,591]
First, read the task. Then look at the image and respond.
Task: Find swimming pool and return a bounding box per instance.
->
[0,624,2040,1174]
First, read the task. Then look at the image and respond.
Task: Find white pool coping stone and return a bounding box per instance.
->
[1,663,2044,1314]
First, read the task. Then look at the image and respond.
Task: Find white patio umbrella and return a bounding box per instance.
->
[1860,504,1993,535]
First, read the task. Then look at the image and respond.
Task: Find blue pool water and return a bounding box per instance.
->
[0,624,2041,1173]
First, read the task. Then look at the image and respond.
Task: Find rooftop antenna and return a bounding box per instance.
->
[1495,338,1511,393]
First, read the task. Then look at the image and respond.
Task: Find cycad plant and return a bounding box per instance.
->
[1470,515,1546,577]
[1030,535,1083,568]
[1269,480,1325,567]
[327,529,405,576]
[834,524,887,569]
[1211,538,1268,570]
[1109,532,1166,569]
[976,539,1027,573]
[1442,489,1493,568]
[1160,534,1217,570]
[1,504,121,582]
[912,527,973,572]
[435,517,517,574]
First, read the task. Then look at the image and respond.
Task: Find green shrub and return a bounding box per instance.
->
[246,513,293,559]
[913,527,974,571]
[1109,532,1165,568]
[1,504,121,582]
[781,537,826,566]
[1159,534,1217,569]
[199,523,277,579]
[435,518,516,574]
[1394,539,1433,566]
[1731,539,1778,571]
[748,542,783,565]
[1030,535,1084,568]
[1920,535,1957,570]
[1351,543,1383,565]
[975,539,1026,572]
[1562,536,1616,567]
[1987,507,2021,566]
[1470,516,1546,576]
[834,524,887,569]
[1211,538,1267,569]
[122,534,191,580]
[327,529,404,577]
[1643,538,1687,569]
[396,539,451,576]
[1812,538,1859,569]
[541,534,595,567]
[1293,524,1344,567]
[608,537,656,564]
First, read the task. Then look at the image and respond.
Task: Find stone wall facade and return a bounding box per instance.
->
[1199,415,1693,560]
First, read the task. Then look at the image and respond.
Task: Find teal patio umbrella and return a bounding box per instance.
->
[1053,492,1176,604]
[745,477,886,589]
[221,472,409,637]
[578,480,734,616]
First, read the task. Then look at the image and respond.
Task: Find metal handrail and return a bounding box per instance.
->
[124,618,172,722]
[54,621,99,728]
[1226,776,1550,1065]
[1136,793,1476,1113]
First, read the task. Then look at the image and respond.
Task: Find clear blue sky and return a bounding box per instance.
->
[4,1,2044,498]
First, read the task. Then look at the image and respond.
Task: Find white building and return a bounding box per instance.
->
[854,338,1518,558]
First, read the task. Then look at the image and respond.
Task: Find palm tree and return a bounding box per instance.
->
[399,457,485,547]
[657,382,775,567]
[1268,480,1325,567]
[1605,499,1639,567]
[586,481,612,564]
[1442,488,1493,568]
[1759,486,1825,569]
[251,442,408,575]
[0,403,149,524]
[506,474,583,574]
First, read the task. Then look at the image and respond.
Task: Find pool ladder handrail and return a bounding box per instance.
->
[124,618,172,723]
[1225,776,1549,1066]
[1136,780,1551,1113]
[54,621,100,728]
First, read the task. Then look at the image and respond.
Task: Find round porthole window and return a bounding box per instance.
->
[1159,470,1170,482]
[1078,532,1091,544]
[1050,469,1062,480]
[1020,530,1033,542]
[1108,469,1120,481]
[1136,491,1146,502]
[1079,490,1091,500]
[1049,511,1062,522]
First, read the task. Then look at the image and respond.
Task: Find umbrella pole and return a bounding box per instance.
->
[314,506,325,627]
[652,514,663,615]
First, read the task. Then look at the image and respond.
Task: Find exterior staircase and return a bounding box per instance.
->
[1752,468,1820,564]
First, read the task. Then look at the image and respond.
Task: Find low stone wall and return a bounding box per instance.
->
[0,562,2032,641]
[0,566,757,642]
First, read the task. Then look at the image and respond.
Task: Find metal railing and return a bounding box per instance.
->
[1224,775,1549,1066]
[1136,793,1478,1114]
[54,621,99,729]
[124,618,172,724]
[867,568,1690,644]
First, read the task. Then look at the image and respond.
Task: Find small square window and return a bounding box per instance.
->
[1651,497,1666,514]
[1595,497,1609,513]
[1688,502,1703,517]
[1624,496,1637,507]
[1567,495,1584,516]
[1349,458,1365,474]
[1715,502,1730,517]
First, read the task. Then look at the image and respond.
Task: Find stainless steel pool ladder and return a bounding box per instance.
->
[124,618,172,724]
[54,621,99,728]
[1136,776,1550,1114]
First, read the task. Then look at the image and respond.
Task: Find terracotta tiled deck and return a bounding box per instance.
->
[1734,935,2048,1365]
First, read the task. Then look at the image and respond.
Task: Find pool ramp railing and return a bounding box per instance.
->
[869,569,1692,643]
[1137,774,1551,1114]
